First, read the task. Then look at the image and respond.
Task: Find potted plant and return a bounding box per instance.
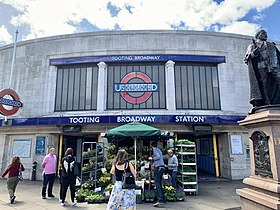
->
[105,161,112,172]
[81,181,94,190]
[136,194,142,204]
[75,189,86,202]
[75,188,93,203]
[164,185,176,201]
[176,188,185,201]
[105,183,114,192]
[107,145,117,154]
[85,194,105,204]
[144,190,156,202]
[100,176,111,186]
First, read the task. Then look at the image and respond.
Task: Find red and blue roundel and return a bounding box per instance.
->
[114,72,158,104]
[0,89,23,116]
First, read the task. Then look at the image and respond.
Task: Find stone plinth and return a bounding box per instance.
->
[236,109,280,210]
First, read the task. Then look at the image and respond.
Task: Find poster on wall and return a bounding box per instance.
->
[230,135,243,155]
[12,139,32,158]
[35,136,46,155]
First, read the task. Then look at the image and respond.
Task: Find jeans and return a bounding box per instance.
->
[154,166,165,203]
[42,173,56,197]
[168,169,177,189]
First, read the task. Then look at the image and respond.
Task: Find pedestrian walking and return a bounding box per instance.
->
[149,141,165,208]
[107,149,136,210]
[1,156,25,204]
[165,149,178,189]
[41,147,57,199]
[60,148,77,207]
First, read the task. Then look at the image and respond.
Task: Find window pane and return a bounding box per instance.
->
[175,63,221,110]
[55,64,98,112]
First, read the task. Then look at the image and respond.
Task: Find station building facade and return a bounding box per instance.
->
[1,30,275,180]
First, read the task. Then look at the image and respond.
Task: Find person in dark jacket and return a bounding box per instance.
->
[60,148,77,207]
[1,156,25,204]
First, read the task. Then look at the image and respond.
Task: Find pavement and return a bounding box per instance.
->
[0,178,245,210]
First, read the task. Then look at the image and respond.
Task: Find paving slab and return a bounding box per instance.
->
[0,179,244,210]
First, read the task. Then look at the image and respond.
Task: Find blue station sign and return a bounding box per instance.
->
[1,115,245,127]
[50,54,226,65]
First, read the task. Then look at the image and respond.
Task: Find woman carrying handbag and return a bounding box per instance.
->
[107,150,136,210]
[1,156,25,204]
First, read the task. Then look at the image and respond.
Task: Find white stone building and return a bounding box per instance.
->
[1,30,276,180]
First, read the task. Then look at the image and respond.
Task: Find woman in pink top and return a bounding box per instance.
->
[1,156,25,204]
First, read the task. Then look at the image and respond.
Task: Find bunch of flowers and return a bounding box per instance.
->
[105,183,114,192]
[164,185,176,201]
[81,181,94,190]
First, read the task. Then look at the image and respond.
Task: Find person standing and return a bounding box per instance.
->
[1,156,25,204]
[60,148,77,207]
[107,149,136,210]
[166,150,178,189]
[41,147,57,199]
[149,141,165,208]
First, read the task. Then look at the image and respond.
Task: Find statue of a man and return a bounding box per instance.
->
[244,30,280,110]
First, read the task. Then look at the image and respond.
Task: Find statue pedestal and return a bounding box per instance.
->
[236,109,280,210]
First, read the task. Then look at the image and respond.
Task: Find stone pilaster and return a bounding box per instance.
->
[97,62,107,111]
[165,60,176,111]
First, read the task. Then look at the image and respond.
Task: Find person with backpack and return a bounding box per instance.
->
[60,148,77,207]
[1,156,25,204]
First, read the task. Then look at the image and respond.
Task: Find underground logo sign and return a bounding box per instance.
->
[114,72,158,104]
[0,89,23,116]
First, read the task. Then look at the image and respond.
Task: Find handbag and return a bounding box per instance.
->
[74,163,80,176]
[122,162,136,189]
[18,165,23,181]
[73,157,80,176]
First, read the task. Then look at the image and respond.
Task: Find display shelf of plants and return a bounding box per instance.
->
[176,139,198,195]
[81,142,105,187]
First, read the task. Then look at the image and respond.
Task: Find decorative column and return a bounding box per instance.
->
[236,109,280,209]
[97,62,107,111]
[165,60,176,111]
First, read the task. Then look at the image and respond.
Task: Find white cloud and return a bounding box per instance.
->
[0,25,12,45]
[219,21,261,36]
[0,0,277,42]
[212,0,275,25]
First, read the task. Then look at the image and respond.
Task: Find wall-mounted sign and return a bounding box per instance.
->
[8,115,246,126]
[0,89,23,116]
[12,139,31,158]
[230,134,243,155]
[114,72,158,104]
[35,136,46,155]
[62,125,81,133]
[193,125,212,132]
[50,54,226,65]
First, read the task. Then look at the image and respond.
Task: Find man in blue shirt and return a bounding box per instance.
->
[149,141,165,207]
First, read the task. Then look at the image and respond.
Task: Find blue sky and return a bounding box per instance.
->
[0,0,279,46]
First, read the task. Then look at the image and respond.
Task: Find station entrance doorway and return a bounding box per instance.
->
[177,133,220,180]
[60,134,99,164]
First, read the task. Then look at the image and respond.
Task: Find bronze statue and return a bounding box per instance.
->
[244,30,280,112]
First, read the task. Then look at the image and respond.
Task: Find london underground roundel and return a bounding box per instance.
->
[0,89,23,116]
[114,72,158,104]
